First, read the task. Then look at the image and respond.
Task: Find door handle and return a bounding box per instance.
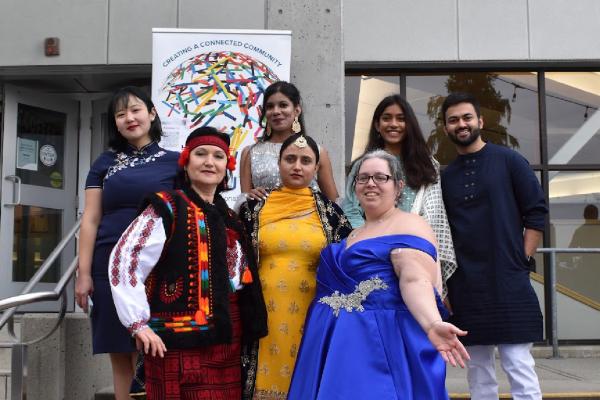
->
[4,175,22,207]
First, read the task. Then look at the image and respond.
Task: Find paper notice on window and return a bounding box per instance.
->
[17,137,39,171]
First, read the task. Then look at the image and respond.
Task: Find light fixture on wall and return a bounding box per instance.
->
[511,83,523,102]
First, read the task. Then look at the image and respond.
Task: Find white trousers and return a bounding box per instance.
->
[466,343,542,400]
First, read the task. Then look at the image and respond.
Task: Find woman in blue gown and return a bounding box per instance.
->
[288,150,469,400]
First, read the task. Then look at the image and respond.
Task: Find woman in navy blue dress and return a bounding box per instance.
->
[75,86,178,400]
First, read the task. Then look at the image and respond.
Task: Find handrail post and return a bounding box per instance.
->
[11,343,26,400]
[548,250,560,358]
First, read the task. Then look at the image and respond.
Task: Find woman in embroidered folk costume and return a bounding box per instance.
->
[240,134,351,399]
[342,95,457,299]
[75,86,178,400]
[239,81,339,202]
[288,150,469,400]
[110,127,267,400]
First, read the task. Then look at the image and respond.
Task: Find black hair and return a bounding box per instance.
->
[107,86,163,151]
[441,92,482,120]
[279,134,320,164]
[177,126,232,193]
[584,204,599,220]
[259,81,306,140]
[362,95,436,188]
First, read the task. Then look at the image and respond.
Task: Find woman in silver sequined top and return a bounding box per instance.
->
[239,81,339,201]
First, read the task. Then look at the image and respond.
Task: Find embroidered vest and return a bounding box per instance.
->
[144,190,234,349]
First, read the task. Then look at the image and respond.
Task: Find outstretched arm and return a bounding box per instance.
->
[391,248,469,367]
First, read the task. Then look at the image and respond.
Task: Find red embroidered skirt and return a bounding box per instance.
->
[145,293,242,400]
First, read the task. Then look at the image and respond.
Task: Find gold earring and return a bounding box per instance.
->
[265,123,271,137]
[292,117,301,134]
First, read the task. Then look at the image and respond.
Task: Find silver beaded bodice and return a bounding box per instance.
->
[318,276,388,317]
[249,141,283,190]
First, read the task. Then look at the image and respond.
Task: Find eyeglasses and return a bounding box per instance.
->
[354,173,392,185]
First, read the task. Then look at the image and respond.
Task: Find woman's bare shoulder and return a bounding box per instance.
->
[388,211,437,245]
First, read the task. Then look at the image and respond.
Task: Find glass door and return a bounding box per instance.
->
[0,84,78,311]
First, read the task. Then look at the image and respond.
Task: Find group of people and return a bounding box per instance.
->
[74,81,547,400]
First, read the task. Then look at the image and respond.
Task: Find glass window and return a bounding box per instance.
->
[345,75,400,170]
[549,170,600,303]
[12,205,62,282]
[545,72,600,165]
[16,103,66,189]
[406,72,540,165]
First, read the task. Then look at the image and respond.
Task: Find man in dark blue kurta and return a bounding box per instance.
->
[441,92,547,400]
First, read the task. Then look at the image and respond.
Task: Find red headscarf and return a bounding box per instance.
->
[178,134,236,171]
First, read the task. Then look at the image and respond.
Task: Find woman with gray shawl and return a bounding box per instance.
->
[342,94,456,299]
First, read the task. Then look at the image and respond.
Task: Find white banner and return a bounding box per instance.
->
[152,28,292,204]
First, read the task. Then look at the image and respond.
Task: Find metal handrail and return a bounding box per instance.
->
[0,219,80,400]
[536,247,600,358]
[0,219,81,338]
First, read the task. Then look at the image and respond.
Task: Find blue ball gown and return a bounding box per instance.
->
[287,234,449,400]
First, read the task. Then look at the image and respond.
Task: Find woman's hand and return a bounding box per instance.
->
[75,273,94,313]
[245,187,269,201]
[427,321,469,368]
[135,327,167,358]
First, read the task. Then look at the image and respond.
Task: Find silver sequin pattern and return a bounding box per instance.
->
[318,276,388,317]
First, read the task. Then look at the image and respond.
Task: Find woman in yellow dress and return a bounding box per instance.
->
[240,134,351,400]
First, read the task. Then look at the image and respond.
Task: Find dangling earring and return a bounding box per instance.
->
[292,116,302,134]
[265,123,271,137]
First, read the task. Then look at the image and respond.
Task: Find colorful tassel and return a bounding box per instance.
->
[241,266,253,284]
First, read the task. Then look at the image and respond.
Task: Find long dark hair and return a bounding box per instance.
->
[177,126,232,194]
[259,81,306,140]
[108,86,163,151]
[363,95,437,188]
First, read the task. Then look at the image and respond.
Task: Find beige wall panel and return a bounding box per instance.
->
[108,0,178,64]
[0,0,108,66]
[529,0,600,59]
[178,0,266,30]
[344,0,458,62]
[458,0,529,60]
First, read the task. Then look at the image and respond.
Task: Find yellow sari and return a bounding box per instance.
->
[253,186,326,400]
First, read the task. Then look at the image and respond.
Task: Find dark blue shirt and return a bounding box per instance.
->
[442,143,547,345]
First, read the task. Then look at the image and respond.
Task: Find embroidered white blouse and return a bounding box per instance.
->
[109,205,246,335]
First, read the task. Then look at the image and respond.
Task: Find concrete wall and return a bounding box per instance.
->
[22,314,112,400]
[0,0,266,67]
[0,0,108,66]
[267,0,345,191]
[344,0,600,62]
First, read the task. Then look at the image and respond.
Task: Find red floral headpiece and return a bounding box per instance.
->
[178,135,237,171]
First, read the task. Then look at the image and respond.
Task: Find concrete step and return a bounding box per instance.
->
[447,351,600,400]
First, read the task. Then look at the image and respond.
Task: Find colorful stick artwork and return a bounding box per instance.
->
[160,51,280,156]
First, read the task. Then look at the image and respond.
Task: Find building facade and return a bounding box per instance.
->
[0,0,598,339]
